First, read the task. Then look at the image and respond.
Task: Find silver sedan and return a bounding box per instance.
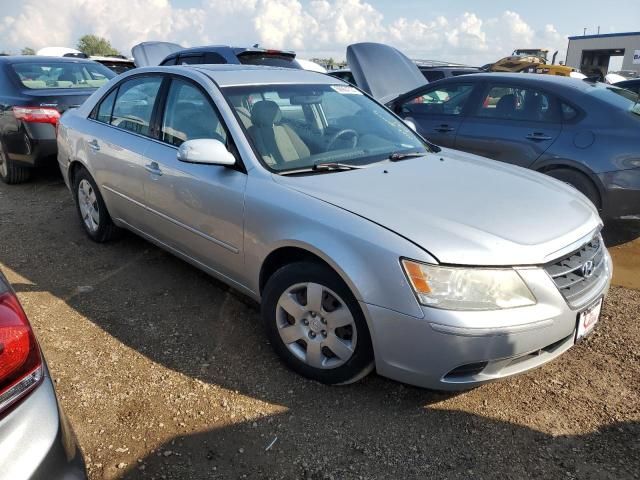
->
[57,64,612,390]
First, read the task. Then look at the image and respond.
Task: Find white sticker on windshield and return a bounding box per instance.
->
[331,85,362,95]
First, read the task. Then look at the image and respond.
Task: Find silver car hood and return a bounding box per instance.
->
[274,150,601,266]
[347,42,427,104]
[131,41,183,67]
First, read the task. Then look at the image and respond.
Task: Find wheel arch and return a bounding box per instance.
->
[534,160,604,209]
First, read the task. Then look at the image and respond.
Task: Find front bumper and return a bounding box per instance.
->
[0,369,87,479]
[598,167,640,221]
[363,251,612,391]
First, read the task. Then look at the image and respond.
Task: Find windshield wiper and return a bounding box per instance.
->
[312,162,364,171]
[388,151,427,162]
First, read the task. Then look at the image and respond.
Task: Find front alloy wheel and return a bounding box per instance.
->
[276,282,357,369]
[262,262,374,385]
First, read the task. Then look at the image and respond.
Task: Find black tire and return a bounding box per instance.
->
[73,167,120,242]
[262,261,374,385]
[0,142,31,184]
[546,168,600,209]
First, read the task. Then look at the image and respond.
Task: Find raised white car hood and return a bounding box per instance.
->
[275,150,601,266]
[131,41,183,67]
[347,42,427,105]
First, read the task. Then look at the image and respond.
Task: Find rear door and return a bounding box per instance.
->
[395,82,476,148]
[454,82,562,168]
[85,74,163,227]
[141,76,246,279]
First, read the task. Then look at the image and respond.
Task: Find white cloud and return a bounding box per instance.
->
[0,0,569,65]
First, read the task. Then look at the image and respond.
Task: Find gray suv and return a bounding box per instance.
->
[0,270,86,479]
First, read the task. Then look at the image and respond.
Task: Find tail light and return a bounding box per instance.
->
[12,106,61,126]
[0,289,43,415]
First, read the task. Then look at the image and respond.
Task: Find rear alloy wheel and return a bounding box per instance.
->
[0,143,31,185]
[262,262,374,385]
[73,168,120,242]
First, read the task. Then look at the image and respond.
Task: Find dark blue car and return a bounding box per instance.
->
[348,43,640,223]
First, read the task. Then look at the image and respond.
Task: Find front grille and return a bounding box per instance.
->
[544,234,607,308]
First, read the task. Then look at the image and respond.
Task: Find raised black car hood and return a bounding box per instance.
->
[347,42,428,105]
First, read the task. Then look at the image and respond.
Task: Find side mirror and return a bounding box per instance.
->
[177,139,236,166]
[404,118,418,132]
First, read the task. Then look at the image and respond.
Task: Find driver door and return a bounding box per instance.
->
[141,76,247,280]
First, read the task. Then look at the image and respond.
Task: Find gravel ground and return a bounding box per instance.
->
[0,169,638,480]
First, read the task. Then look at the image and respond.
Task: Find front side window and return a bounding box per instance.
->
[477,85,559,122]
[223,83,429,172]
[110,76,163,136]
[11,61,114,89]
[401,84,474,116]
[161,79,227,147]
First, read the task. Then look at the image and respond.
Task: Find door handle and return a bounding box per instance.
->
[88,139,100,151]
[525,132,553,141]
[144,161,163,176]
[435,124,455,133]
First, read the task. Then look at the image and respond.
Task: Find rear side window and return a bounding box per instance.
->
[421,70,445,82]
[477,85,559,122]
[401,84,474,116]
[161,79,227,147]
[161,57,177,66]
[95,89,117,123]
[11,61,114,89]
[111,76,163,136]
[561,103,579,122]
[177,55,204,65]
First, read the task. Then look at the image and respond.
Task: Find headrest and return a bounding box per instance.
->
[251,100,282,126]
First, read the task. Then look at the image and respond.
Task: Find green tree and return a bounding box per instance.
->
[21,47,36,55]
[77,34,119,57]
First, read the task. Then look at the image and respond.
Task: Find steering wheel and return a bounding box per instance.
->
[326,129,358,151]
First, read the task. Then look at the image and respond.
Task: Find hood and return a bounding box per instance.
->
[274,150,601,266]
[346,42,427,105]
[131,41,183,67]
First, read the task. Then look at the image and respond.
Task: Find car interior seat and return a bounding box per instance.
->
[248,100,310,166]
[495,94,517,118]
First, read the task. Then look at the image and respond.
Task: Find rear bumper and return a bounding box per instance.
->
[364,252,612,390]
[0,369,86,480]
[599,167,640,221]
[4,123,58,168]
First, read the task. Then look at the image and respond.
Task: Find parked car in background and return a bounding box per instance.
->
[0,270,86,479]
[58,64,611,390]
[132,41,302,69]
[415,60,481,82]
[347,42,640,223]
[0,56,115,184]
[89,56,135,75]
[328,68,356,85]
[616,78,640,95]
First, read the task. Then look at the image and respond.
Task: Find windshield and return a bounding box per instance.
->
[588,83,640,115]
[11,61,115,89]
[222,83,429,172]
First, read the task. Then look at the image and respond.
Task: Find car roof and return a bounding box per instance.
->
[175,64,340,87]
[167,45,295,57]
[0,55,98,64]
[439,72,595,90]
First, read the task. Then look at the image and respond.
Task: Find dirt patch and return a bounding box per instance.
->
[0,170,638,479]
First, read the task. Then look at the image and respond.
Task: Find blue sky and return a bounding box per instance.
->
[1,0,639,63]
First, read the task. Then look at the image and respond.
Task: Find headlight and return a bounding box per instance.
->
[401,260,536,310]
